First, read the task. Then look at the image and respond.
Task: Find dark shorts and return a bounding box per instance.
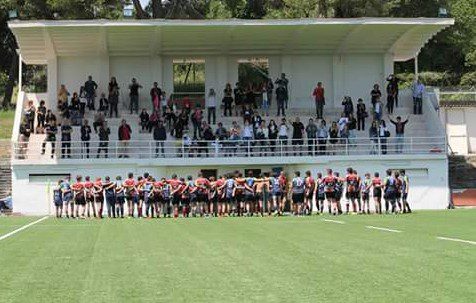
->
[197,192,208,203]
[171,194,181,205]
[63,193,73,203]
[254,192,263,202]
[292,193,304,204]
[245,192,254,202]
[235,193,244,203]
[54,198,63,207]
[317,193,325,201]
[181,197,190,206]
[346,191,359,200]
[305,191,313,199]
[384,191,396,201]
[325,191,334,200]
[116,195,125,204]
[335,191,343,200]
[361,192,370,201]
[402,193,408,201]
[75,194,86,205]
[271,190,282,198]
[95,194,104,203]
[162,198,170,205]
[373,188,382,199]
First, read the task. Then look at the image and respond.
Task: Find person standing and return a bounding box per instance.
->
[60,119,72,159]
[97,121,110,158]
[390,115,409,154]
[98,93,108,112]
[223,83,233,117]
[206,88,217,125]
[36,100,47,132]
[266,78,274,108]
[356,98,367,131]
[276,85,287,117]
[378,120,389,155]
[150,82,162,112]
[412,79,425,115]
[108,77,119,118]
[312,82,325,119]
[153,120,167,157]
[317,120,328,155]
[84,75,98,111]
[387,74,400,107]
[118,119,132,158]
[370,84,382,108]
[129,78,142,115]
[306,118,318,155]
[81,119,92,159]
[374,97,383,121]
[275,73,289,109]
[233,83,243,116]
[386,79,395,115]
[41,120,58,159]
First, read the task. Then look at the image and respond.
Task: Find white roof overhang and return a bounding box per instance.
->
[8,18,454,64]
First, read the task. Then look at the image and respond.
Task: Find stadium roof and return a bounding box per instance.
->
[9,18,454,64]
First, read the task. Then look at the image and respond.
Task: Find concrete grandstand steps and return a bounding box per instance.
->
[449,155,476,189]
[0,166,12,198]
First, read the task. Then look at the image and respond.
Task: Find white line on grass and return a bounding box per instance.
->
[366,226,402,233]
[322,219,345,224]
[437,236,476,246]
[0,216,49,241]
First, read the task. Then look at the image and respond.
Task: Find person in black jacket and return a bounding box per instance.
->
[81,119,92,158]
[356,98,367,131]
[153,120,167,157]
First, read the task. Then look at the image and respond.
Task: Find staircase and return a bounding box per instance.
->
[0,166,12,198]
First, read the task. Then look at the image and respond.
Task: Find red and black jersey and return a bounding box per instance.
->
[323,176,336,192]
[346,174,359,192]
[372,177,382,188]
[123,178,137,195]
[195,177,210,193]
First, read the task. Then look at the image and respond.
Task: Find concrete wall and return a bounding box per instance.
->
[12,154,448,215]
[53,53,388,111]
[441,107,476,155]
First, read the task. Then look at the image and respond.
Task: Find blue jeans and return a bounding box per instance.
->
[130,95,139,114]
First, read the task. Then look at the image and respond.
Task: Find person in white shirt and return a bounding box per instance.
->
[378,120,389,155]
[161,91,168,114]
[278,118,288,155]
[374,97,383,121]
[412,79,425,115]
[206,88,217,125]
[255,120,269,156]
[242,121,254,156]
[337,113,349,133]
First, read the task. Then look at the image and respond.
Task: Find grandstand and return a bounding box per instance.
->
[8,18,453,214]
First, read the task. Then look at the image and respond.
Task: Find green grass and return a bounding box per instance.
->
[0,210,475,302]
[0,109,14,139]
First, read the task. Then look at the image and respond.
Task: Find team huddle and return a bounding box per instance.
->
[53,168,411,219]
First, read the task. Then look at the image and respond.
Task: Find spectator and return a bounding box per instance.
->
[41,120,58,159]
[45,109,56,125]
[266,78,274,108]
[268,119,278,153]
[200,122,215,157]
[242,121,254,156]
[275,73,289,109]
[233,82,243,116]
[153,120,167,157]
[98,93,108,112]
[36,100,46,132]
[18,119,31,158]
[71,92,81,112]
[243,105,253,124]
[412,79,425,115]
[161,91,168,114]
[356,98,367,131]
[58,84,70,105]
[245,85,255,109]
[370,84,382,108]
[292,117,304,155]
[386,79,395,115]
[61,119,72,159]
[255,120,268,156]
[150,82,162,112]
[118,119,132,158]
[164,105,176,130]
[108,77,119,118]
[390,115,409,154]
[342,96,354,117]
[81,119,92,158]
[24,100,36,132]
[317,120,328,154]
[369,120,379,155]
[276,84,287,117]
[374,97,383,121]
[84,75,98,111]
[129,78,143,115]
[387,74,400,107]
[379,120,389,155]
[348,113,357,145]
[97,121,110,158]
[278,118,288,154]
[206,88,217,125]
[306,118,318,155]
[252,111,262,132]
[340,124,349,148]
[261,84,269,116]
[173,111,187,139]
[79,88,87,117]
[312,82,325,119]
[93,110,106,133]
[223,83,233,117]
[338,113,349,134]
[148,109,159,132]
[139,109,150,133]
[328,121,339,155]
[215,122,228,141]
[191,107,203,140]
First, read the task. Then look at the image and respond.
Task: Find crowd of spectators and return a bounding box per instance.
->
[17,73,424,159]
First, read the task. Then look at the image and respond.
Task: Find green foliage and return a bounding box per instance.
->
[22,65,47,93]
[460,72,476,87]
[206,0,233,19]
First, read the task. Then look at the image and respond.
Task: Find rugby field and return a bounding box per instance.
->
[0,210,475,302]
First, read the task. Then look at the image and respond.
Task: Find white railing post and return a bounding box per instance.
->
[214,139,219,157]
[345,139,348,155]
[181,140,185,158]
[377,137,381,155]
[115,141,118,159]
[410,137,413,154]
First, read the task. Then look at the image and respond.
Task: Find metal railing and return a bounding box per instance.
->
[12,136,446,161]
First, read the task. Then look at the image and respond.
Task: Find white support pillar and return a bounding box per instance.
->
[98,27,110,96]
[44,28,57,109]
[162,56,174,97]
[151,56,163,88]
[414,54,419,80]
[18,52,22,91]
[332,54,345,109]
[383,52,394,102]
